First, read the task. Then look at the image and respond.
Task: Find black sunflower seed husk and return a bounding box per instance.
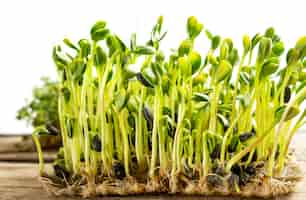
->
[46,123,60,136]
[184,164,195,179]
[223,124,229,133]
[228,173,240,190]
[54,164,70,178]
[136,72,154,88]
[275,144,280,160]
[239,131,255,142]
[228,136,239,153]
[210,143,221,159]
[241,151,257,162]
[91,135,102,152]
[245,165,256,176]
[213,165,226,176]
[148,134,152,151]
[113,162,126,180]
[167,121,175,138]
[131,156,137,163]
[80,153,85,162]
[207,174,223,187]
[239,172,250,186]
[143,106,153,131]
[231,164,242,176]
[284,86,291,103]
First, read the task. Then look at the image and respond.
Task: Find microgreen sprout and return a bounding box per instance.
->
[33,16,306,197]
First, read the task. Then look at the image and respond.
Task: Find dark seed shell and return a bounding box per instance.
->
[91,135,102,152]
[66,119,74,138]
[148,135,152,151]
[210,144,221,159]
[54,164,69,178]
[167,122,174,138]
[284,86,291,103]
[223,124,229,133]
[239,132,255,142]
[184,164,194,179]
[228,136,239,153]
[207,174,223,187]
[80,153,85,162]
[143,106,153,131]
[245,165,256,175]
[228,173,239,190]
[213,166,226,176]
[46,123,59,136]
[241,151,258,162]
[113,162,126,179]
[239,172,250,186]
[275,144,280,160]
[136,72,154,88]
[231,164,242,176]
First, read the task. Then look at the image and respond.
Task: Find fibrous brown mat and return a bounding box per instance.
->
[39,158,303,198]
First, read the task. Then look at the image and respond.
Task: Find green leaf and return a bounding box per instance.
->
[259,57,279,79]
[223,38,233,52]
[295,36,306,50]
[130,33,137,50]
[94,46,107,67]
[251,33,261,49]
[187,16,203,39]
[178,57,190,76]
[286,48,300,65]
[192,72,207,85]
[189,51,202,74]
[228,48,239,66]
[212,35,221,50]
[155,51,165,63]
[216,60,232,83]
[220,41,229,60]
[205,29,213,40]
[239,71,250,85]
[133,46,154,55]
[275,105,300,123]
[295,36,306,59]
[106,34,126,56]
[61,87,71,103]
[63,38,78,51]
[33,126,52,136]
[242,34,251,53]
[78,39,91,58]
[192,92,209,102]
[257,37,272,63]
[264,27,275,39]
[207,52,218,65]
[72,59,86,83]
[90,21,109,41]
[115,90,130,111]
[52,46,68,70]
[178,39,193,56]
[272,41,285,56]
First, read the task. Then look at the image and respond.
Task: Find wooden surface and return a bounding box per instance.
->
[0,133,305,200]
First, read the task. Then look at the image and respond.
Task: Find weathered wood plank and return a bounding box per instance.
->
[0,152,56,162]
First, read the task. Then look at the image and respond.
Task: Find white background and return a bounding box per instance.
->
[0,0,305,133]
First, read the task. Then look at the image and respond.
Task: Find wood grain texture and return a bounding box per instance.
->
[0,133,305,200]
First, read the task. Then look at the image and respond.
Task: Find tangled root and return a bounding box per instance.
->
[39,160,303,198]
